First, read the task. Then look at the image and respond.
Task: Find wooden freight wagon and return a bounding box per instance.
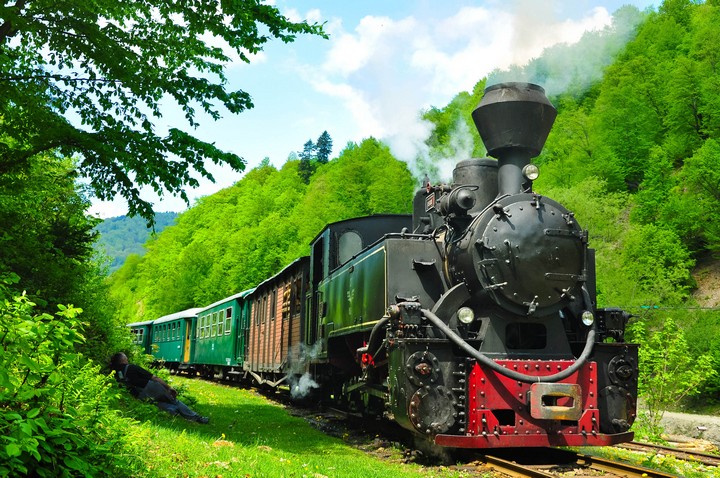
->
[245,257,309,387]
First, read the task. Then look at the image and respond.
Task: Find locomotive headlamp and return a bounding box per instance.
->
[458,307,475,325]
[522,164,540,181]
[581,310,595,326]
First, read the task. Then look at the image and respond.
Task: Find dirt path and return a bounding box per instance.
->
[660,410,720,446]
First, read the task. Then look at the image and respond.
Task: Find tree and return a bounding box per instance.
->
[0,153,98,305]
[298,139,316,183]
[0,0,325,223]
[316,130,333,163]
[630,317,715,441]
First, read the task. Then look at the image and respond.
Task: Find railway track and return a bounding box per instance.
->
[460,447,683,477]
[618,440,720,467]
[213,376,720,476]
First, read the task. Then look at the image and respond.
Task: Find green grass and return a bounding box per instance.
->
[574,445,720,478]
[115,376,471,478]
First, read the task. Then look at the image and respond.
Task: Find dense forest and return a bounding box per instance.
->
[108,0,720,414]
[0,1,324,475]
[3,0,720,475]
[95,213,178,274]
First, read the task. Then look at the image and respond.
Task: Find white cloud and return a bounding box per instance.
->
[298,2,617,174]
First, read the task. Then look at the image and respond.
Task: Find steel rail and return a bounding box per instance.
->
[478,454,556,478]
[619,441,720,467]
[576,453,681,477]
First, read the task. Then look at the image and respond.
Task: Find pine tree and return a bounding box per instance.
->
[316,131,333,164]
[298,140,316,184]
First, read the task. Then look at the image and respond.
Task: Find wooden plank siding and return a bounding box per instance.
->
[245,257,309,376]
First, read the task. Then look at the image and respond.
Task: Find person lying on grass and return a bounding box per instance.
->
[110,352,209,424]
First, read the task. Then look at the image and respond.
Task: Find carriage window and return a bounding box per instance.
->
[211,312,217,337]
[217,312,224,335]
[293,278,303,315]
[506,323,547,349]
[225,307,232,335]
[133,329,144,345]
[282,286,291,320]
[261,296,267,324]
[270,290,277,321]
[255,299,261,326]
[338,230,362,265]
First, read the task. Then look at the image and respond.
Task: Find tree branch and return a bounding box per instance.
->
[0,0,28,43]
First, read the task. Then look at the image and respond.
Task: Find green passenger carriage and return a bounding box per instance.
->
[151,308,203,372]
[128,319,154,355]
[193,289,254,379]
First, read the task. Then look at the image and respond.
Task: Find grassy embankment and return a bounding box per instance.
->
[116,376,473,477]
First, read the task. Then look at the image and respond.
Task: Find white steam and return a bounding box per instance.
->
[289,372,320,400]
[305,2,646,183]
[285,341,323,400]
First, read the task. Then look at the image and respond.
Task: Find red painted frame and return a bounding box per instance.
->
[435,359,633,448]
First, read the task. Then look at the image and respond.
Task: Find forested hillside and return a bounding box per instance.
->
[109,1,720,402]
[0,1,325,475]
[95,212,178,273]
[108,139,415,320]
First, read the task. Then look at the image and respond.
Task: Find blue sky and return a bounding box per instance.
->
[88,0,658,219]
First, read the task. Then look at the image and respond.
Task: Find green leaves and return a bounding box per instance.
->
[0,0,325,224]
[0,281,140,476]
[630,316,716,439]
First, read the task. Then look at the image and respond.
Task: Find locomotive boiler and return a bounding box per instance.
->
[332,82,639,448]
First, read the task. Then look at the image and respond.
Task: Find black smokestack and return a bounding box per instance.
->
[472,82,556,196]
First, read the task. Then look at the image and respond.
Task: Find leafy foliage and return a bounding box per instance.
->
[0,0,325,222]
[629,317,715,440]
[0,276,140,477]
[298,131,334,183]
[0,154,98,306]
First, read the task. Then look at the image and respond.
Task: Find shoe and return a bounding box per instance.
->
[195,416,209,424]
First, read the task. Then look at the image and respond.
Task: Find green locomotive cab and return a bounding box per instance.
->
[193,289,254,380]
[307,215,440,409]
[151,308,202,373]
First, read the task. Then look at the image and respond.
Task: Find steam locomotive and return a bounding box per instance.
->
[130,82,638,449]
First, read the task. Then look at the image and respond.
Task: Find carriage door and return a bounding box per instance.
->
[307,235,325,346]
[183,318,192,363]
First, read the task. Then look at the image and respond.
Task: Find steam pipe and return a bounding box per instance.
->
[420,308,596,383]
[497,152,529,196]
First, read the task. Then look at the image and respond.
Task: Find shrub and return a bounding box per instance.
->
[629,316,716,441]
[0,274,141,477]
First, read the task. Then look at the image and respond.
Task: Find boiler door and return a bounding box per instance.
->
[471,194,585,316]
